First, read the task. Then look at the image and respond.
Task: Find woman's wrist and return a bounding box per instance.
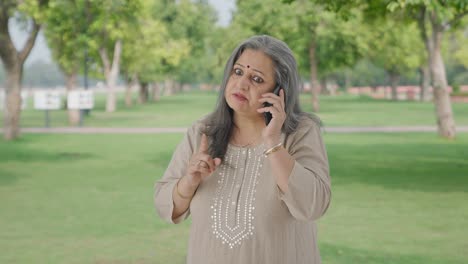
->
[263,142,283,156]
[264,135,281,148]
[184,175,201,188]
[176,179,193,199]
[177,176,199,199]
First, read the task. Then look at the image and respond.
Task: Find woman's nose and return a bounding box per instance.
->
[238,75,250,91]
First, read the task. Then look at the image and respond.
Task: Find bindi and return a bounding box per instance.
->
[247,65,250,68]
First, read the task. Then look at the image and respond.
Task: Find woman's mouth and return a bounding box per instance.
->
[233,93,247,102]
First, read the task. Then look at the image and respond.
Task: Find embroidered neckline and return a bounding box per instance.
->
[211,146,264,248]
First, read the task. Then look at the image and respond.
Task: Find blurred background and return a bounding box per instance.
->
[1,0,467,263]
[1,0,467,131]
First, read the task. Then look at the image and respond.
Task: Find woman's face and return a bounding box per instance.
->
[225,49,276,119]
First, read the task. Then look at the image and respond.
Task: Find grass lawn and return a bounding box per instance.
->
[5,90,468,128]
[1,133,467,263]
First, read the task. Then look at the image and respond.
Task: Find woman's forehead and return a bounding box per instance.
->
[235,49,274,76]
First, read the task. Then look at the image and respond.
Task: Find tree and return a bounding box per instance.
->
[234,0,366,112]
[169,0,218,86]
[86,0,141,112]
[444,19,468,72]
[452,26,468,69]
[382,0,468,138]
[348,59,387,88]
[366,19,422,100]
[147,0,218,95]
[444,23,468,89]
[0,0,49,140]
[44,0,88,125]
[320,0,468,138]
[23,60,65,87]
[120,0,189,104]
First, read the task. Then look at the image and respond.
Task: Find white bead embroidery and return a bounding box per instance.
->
[211,145,264,248]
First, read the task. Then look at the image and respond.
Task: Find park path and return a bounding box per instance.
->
[5,126,468,134]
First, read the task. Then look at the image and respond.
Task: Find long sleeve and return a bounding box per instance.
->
[279,118,331,221]
[154,121,201,224]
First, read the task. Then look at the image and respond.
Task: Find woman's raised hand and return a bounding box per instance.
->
[186,134,222,186]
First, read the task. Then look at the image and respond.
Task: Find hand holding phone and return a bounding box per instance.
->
[263,84,281,125]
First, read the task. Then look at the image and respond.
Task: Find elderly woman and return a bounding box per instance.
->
[154,35,331,264]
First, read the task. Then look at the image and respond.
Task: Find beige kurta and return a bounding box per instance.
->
[154,116,331,264]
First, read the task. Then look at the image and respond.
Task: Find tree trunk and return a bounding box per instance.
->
[125,87,133,107]
[174,82,181,93]
[419,64,430,101]
[344,69,351,92]
[152,82,160,102]
[329,79,338,96]
[388,71,400,101]
[124,74,134,107]
[430,28,456,139]
[164,79,174,96]
[309,40,320,112]
[99,39,122,113]
[0,15,40,140]
[417,8,456,138]
[139,82,149,104]
[176,82,183,93]
[3,66,22,140]
[417,7,433,103]
[320,77,327,95]
[105,78,117,112]
[65,72,80,126]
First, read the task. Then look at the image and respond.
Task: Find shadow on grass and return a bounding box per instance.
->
[327,140,468,193]
[0,168,20,186]
[0,137,95,163]
[320,243,462,264]
[0,143,95,186]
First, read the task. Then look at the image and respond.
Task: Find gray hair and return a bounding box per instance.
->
[204,35,318,160]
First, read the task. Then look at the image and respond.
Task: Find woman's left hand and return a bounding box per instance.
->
[257,88,286,147]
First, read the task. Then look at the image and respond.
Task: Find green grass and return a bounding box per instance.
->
[1,133,467,263]
[307,95,468,127]
[4,91,468,128]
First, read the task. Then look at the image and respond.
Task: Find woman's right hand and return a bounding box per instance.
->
[186,134,221,187]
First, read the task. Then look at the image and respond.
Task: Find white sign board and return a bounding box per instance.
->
[21,91,28,109]
[68,90,94,109]
[34,90,62,110]
[0,90,28,110]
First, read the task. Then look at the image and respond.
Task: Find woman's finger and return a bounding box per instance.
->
[258,97,285,111]
[188,161,211,175]
[196,154,217,172]
[199,134,209,154]
[257,106,277,115]
[197,166,212,176]
[279,88,285,108]
[273,100,285,113]
[256,106,269,113]
[190,159,216,176]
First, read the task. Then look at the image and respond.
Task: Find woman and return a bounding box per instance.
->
[154,35,331,264]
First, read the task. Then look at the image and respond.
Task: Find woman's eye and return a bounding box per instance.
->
[252,76,264,83]
[234,68,243,76]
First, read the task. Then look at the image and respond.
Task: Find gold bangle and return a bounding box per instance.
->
[176,179,192,199]
[263,142,283,156]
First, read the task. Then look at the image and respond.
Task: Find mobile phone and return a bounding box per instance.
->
[263,84,281,125]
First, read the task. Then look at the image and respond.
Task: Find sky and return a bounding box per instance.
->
[9,0,235,66]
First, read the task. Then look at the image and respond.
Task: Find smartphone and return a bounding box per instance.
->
[263,84,281,125]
